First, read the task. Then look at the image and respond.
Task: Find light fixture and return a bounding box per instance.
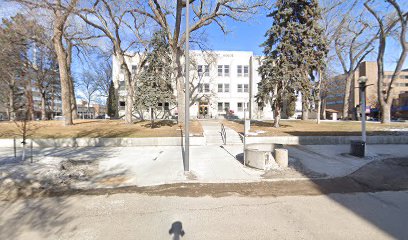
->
[358,76,368,84]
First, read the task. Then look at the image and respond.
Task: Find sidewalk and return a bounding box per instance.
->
[200,120,242,145]
[1,144,407,190]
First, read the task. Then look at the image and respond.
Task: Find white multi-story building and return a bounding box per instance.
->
[112,50,277,120]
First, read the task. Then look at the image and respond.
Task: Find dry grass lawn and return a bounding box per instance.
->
[0,119,203,138]
[223,119,408,136]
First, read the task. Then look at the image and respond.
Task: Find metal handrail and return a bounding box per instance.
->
[221,123,227,145]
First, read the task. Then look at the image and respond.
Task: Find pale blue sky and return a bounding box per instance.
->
[0,0,406,73]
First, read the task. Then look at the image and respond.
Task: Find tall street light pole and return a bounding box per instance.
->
[350,76,369,158]
[184,0,190,172]
[359,76,368,143]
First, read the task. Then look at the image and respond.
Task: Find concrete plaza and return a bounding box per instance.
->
[0,144,407,188]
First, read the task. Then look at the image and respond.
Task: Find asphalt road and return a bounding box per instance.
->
[1,190,407,240]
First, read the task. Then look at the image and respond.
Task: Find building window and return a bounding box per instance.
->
[205,65,209,76]
[131,65,137,74]
[237,65,242,77]
[218,102,230,112]
[198,83,203,93]
[119,101,125,110]
[218,102,223,112]
[204,83,210,93]
[218,84,223,92]
[224,102,230,111]
[237,102,243,111]
[119,81,126,91]
[237,84,243,93]
[198,65,209,77]
[164,102,169,110]
[224,84,230,93]
[224,65,230,77]
[244,66,249,77]
[218,65,223,76]
[218,65,230,77]
[198,65,203,76]
[244,84,249,93]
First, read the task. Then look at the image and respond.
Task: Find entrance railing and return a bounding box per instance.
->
[221,123,227,145]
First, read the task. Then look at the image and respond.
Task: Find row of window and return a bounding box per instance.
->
[382,82,408,87]
[327,100,344,105]
[198,65,249,77]
[217,102,248,112]
[119,101,170,110]
[198,83,249,93]
[384,75,408,79]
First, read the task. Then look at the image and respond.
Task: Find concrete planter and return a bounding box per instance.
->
[244,143,280,170]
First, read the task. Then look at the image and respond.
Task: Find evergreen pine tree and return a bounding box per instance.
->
[106,80,118,118]
[134,31,175,128]
[257,0,327,127]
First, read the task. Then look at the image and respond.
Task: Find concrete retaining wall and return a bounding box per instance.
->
[1,135,406,148]
[245,135,408,145]
[0,137,205,148]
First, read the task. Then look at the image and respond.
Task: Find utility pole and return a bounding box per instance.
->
[184,0,190,172]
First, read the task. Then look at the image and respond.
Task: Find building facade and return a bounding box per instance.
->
[112,50,279,120]
[325,61,408,119]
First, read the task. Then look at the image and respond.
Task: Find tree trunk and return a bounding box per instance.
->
[66,43,77,120]
[316,69,322,124]
[321,98,326,120]
[51,87,55,120]
[173,47,185,123]
[273,103,281,128]
[115,52,133,124]
[342,72,354,119]
[301,94,309,120]
[316,100,321,124]
[53,22,73,126]
[41,93,47,120]
[8,84,15,121]
[151,108,154,128]
[381,103,391,123]
[25,75,35,121]
[69,76,78,119]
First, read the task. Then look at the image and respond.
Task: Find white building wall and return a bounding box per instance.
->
[112,50,275,120]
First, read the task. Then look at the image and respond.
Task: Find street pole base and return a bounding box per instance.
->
[350,140,366,158]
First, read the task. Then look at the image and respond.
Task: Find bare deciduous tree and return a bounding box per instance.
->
[76,0,150,124]
[132,0,266,123]
[14,0,80,126]
[78,70,100,114]
[365,0,407,123]
[332,5,378,119]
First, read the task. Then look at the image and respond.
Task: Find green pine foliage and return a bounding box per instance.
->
[134,31,175,126]
[257,0,328,126]
[107,80,118,118]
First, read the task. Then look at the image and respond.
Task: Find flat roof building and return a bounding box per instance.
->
[325,61,408,119]
[112,50,301,120]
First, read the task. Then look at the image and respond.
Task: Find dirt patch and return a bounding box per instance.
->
[262,157,328,179]
[0,119,204,138]
[97,176,128,186]
[0,158,99,201]
[223,119,408,137]
[349,158,408,190]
